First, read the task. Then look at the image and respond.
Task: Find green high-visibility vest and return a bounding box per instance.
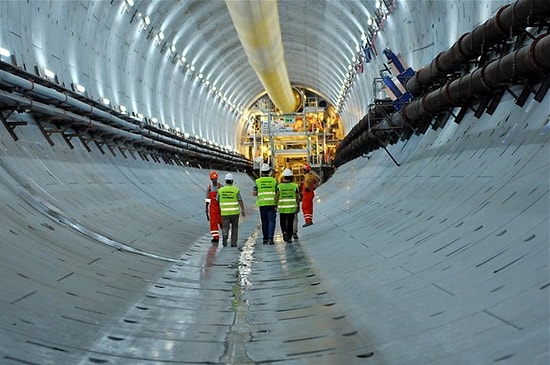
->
[255,176,277,206]
[218,185,240,216]
[277,182,299,213]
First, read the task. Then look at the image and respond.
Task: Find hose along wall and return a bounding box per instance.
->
[0,67,252,171]
[406,0,550,96]
[334,1,550,167]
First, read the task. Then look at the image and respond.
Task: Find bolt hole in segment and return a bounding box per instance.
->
[222,226,374,363]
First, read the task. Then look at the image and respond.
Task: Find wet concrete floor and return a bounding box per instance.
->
[80,224,373,364]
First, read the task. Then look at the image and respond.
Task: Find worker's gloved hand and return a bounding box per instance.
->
[205,212,209,221]
[241,210,246,217]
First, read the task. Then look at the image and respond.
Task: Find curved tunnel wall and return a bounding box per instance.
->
[0,1,548,364]
[0,75,548,364]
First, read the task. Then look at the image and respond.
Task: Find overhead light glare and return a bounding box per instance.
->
[73,83,86,93]
[44,68,55,79]
[0,47,10,58]
[144,16,150,25]
[126,0,134,6]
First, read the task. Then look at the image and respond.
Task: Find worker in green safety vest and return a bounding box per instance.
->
[253,163,277,245]
[217,173,245,248]
[276,168,301,243]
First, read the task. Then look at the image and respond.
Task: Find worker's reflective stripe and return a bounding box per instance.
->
[258,191,275,198]
[220,201,240,215]
[278,199,297,211]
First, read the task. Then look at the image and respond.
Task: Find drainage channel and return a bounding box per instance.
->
[220,229,258,364]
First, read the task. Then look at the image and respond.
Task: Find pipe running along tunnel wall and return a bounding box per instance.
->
[333,3,550,167]
[0,67,252,171]
[406,0,550,96]
[402,34,550,122]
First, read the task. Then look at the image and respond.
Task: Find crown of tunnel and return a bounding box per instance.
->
[225,0,301,113]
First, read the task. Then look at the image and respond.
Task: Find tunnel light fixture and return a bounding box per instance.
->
[151,117,158,124]
[126,0,134,6]
[170,44,176,53]
[137,113,144,119]
[71,83,86,93]
[144,16,150,25]
[101,97,110,105]
[119,104,127,113]
[158,31,165,40]
[44,68,55,80]
[180,55,186,63]
[0,47,10,58]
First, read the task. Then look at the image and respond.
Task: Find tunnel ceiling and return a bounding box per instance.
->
[128,0,378,119]
[96,0,385,147]
[0,0,519,153]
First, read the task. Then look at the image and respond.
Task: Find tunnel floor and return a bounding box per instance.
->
[79,221,373,364]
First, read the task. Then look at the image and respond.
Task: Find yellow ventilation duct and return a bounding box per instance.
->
[225,0,300,113]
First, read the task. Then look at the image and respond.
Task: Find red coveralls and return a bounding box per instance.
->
[206,183,222,241]
[301,172,316,225]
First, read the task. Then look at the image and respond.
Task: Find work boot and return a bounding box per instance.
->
[303,222,313,227]
[263,239,268,245]
[268,239,274,245]
[292,233,299,239]
[282,233,288,242]
[222,238,228,247]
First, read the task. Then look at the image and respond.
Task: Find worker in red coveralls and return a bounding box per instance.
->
[301,164,318,227]
[205,170,223,245]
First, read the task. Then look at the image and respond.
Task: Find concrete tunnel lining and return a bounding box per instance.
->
[0,82,548,363]
[0,0,549,363]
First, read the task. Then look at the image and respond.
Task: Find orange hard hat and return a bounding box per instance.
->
[209,171,218,180]
[303,164,311,171]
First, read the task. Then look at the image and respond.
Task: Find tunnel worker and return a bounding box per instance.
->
[276,168,301,243]
[205,170,223,245]
[253,163,277,245]
[217,173,245,247]
[301,164,318,227]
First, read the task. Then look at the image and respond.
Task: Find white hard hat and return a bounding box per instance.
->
[260,163,271,172]
[283,168,293,177]
[225,173,234,181]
